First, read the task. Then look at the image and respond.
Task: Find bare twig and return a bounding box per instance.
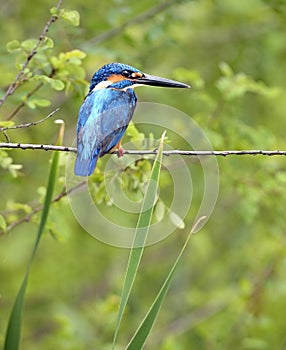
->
[3,131,10,143]
[1,143,286,157]
[6,69,56,120]
[0,142,77,153]
[6,82,45,121]
[1,144,286,235]
[3,181,85,234]
[0,108,60,133]
[0,0,62,110]
[84,0,180,46]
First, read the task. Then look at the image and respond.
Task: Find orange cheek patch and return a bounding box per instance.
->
[108,74,125,83]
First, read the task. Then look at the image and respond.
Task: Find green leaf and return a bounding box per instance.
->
[1,156,12,168]
[34,99,51,107]
[50,6,58,16]
[7,202,31,214]
[60,9,80,26]
[40,36,54,50]
[32,75,50,83]
[26,98,51,109]
[21,39,37,51]
[112,132,166,349]
[125,217,206,350]
[50,79,65,91]
[3,275,28,350]
[8,164,23,178]
[65,49,86,59]
[25,100,36,109]
[0,121,15,128]
[219,61,233,77]
[216,62,281,100]
[126,122,145,143]
[6,40,20,53]
[32,75,65,91]
[3,124,62,350]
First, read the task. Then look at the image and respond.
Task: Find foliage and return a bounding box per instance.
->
[4,122,63,350]
[1,0,286,349]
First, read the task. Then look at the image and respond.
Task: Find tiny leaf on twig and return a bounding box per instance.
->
[60,9,80,26]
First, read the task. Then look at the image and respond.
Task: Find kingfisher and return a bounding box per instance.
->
[74,63,190,176]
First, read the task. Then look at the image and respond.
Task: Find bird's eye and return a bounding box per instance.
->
[122,70,130,78]
[122,70,144,79]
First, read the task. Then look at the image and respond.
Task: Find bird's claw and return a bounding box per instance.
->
[117,146,124,158]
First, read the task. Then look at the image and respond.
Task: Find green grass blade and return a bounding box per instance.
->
[3,276,28,350]
[112,132,166,349]
[3,122,63,350]
[125,217,207,350]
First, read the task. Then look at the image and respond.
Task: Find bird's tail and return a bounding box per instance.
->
[74,153,98,176]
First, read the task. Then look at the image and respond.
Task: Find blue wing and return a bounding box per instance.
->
[74,88,137,176]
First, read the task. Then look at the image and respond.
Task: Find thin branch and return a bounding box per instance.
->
[6,82,44,121]
[1,142,286,157]
[1,144,286,234]
[6,69,56,120]
[84,0,180,46]
[3,181,85,235]
[0,0,62,110]
[0,108,60,133]
[3,131,10,143]
[0,142,77,153]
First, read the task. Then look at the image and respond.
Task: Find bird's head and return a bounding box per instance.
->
[89,63,190,92]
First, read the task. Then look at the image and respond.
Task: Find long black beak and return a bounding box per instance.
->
[137,73,190,89]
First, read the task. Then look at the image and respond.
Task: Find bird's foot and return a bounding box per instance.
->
[117,146,124,158]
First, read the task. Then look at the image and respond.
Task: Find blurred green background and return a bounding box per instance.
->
[1,0,286,349]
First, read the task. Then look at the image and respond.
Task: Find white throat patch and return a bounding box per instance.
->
[91,80,112,92]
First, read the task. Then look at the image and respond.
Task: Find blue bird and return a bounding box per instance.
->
[74,63,190,176]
